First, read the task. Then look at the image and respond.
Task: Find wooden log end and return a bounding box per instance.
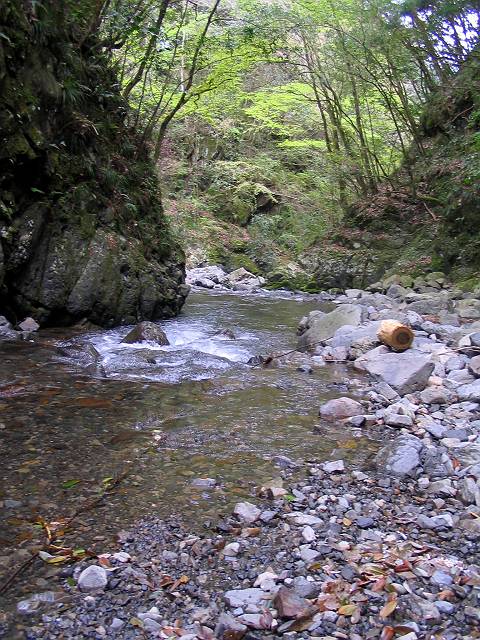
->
[378,319,414,351]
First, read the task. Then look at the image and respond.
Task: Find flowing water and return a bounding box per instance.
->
[0,289,378,601]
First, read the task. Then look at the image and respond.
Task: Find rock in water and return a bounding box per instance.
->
[17,317,40,332]
[77,565,108,592]
[297,304,363,351]
[122,321,169,345]
[354,346,434,395]
[319,397,363,419]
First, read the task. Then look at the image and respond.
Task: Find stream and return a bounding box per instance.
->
[0,289,378,604]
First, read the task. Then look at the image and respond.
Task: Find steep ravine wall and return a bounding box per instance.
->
[0,1,188,327]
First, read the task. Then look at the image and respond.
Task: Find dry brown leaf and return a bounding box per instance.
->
[380,598,398,618]
[338,604,358,616]
[379,626,395,640]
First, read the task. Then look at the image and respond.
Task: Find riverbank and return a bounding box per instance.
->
[3,279,480,638]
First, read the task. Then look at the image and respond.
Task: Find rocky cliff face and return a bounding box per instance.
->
[0,1,188,327]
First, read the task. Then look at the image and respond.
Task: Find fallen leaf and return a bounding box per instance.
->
[380,626,395,640]
[338,604,358,616]
[62,479,81,490]
[372,577,387,592]
[380,598,398,618]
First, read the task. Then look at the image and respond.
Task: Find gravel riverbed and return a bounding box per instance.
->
[3,273,480,639]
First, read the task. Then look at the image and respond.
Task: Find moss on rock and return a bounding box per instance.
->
[0,0,187,326]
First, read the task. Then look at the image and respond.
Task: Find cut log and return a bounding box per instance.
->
[377,320,414,351]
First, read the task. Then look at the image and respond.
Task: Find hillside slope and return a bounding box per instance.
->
[309,54,480,291]
[0,1,188,327]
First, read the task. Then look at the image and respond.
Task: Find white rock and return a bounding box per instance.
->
[323,460,345,473]
[224,542,240,557]
[77,565,108,592]
[285,513,322,526]
[233,501,261,524]
[302,525,316,542]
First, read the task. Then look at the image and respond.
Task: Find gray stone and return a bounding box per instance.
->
[356,516,374,528]
[421,321,460,343]
[224,588,266,609]
[214,613,247,639]
[236,613,271,630]
[109,618,125,631]
[298,304,363,351]
[17,317,40,332]
[435,601,454,614]
[406,295,451,316]
[355,347,434,396]
[445,354,467,372]
[186,265,226,285]
[319,397,363,420]
[387,284,408,299]
[233,502,261,524]
[385,413,413,428]
[419,386,455,405]
[468,355,480,377]
[427,479,456,497]
[401,596,441,623]
[292,576,320,599]
[323,459,345,473]
[373,381,400,401]
[299,546,320,563]
[447,370,475,386]
[417,513,454,529]
[470,332,480,348]
[376,434,423,477]
[77,565,108,592]
[272,455,298,469]
[449,443,480,467]
[459,518,480,533]
[191,478,216,488]
[285,513,322,526]
[460,477,480,506]
[224,542,240,557]
[122,321,169,345]
[456,298,480,319]
[327,322,381,350]
[143,618,162,632]
[422,420,447,439]
[465,606,480,621]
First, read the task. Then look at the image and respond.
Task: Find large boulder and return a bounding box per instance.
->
[298,304,363,351]
[376,434,423,477]
[405,294,451,316]
[327,321,381,349]
[186,265,226,287]
[223,268,265,290]
[354,346,434,395]
[121,321,169,345]
[456,299,480,320]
